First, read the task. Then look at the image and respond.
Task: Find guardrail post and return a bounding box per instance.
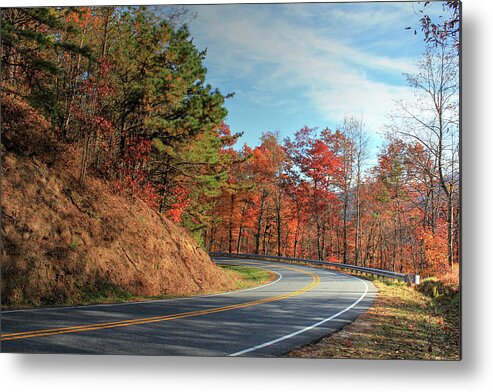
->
[404,274,421,285]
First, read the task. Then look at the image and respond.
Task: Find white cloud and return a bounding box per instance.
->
[280,2,415,31]
[189,3,422,135]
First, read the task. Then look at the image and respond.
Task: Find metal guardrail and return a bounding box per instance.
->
[210,252,420,285]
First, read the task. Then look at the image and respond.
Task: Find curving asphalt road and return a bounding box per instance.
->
[0,257,376,356]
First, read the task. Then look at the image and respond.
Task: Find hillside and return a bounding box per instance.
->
[1,94,235,307]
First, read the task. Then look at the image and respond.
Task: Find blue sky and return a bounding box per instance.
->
[183,2,450,161]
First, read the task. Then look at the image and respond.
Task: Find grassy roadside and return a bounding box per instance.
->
[286,276,460,360]
[1,265,275,311]
[220,264,276,290]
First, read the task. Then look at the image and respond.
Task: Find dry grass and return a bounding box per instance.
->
[287,277,460,360]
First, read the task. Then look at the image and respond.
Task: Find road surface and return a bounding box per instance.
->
[1,257,376,356]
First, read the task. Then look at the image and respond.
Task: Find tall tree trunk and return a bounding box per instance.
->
[63,32,86,138]
[448,194,454,269]
[276,192,282,256]
[321,222,326,260]
[293,208,301,258]
[236,200,249,254]
[228,193,235,254]
[316,218,322,260]
[255,189,267,254]
[79,132,91,185]
[354,177,361,266]
[101,8,112,58]
[343,197,348,264]
[208,225,216,252]
[262,220,271,255]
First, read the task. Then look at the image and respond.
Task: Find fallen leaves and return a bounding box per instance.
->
[287,278,460,360]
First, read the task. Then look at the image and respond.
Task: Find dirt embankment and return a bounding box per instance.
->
[1,94,235,307]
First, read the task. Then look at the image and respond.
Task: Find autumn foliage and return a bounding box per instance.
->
[1,6,459,280]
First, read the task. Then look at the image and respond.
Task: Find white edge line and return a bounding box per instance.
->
[227,274,370,357]
[1,260,282,314]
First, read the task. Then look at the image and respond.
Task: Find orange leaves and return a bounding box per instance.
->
[116,169,159,210]
[205,122,458,280]
[304,138,338,185]
[65,7,98,29]
[166,185,190,223]
[417,225,449,276]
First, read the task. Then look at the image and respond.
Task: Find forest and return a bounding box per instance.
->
[1,3,460,279]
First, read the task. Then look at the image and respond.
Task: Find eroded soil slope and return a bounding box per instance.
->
[1,94,235,307]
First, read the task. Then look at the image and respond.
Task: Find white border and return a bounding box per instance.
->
[1,1,492,392]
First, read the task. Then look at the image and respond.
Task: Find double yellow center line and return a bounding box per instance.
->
[1,266,320,342]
